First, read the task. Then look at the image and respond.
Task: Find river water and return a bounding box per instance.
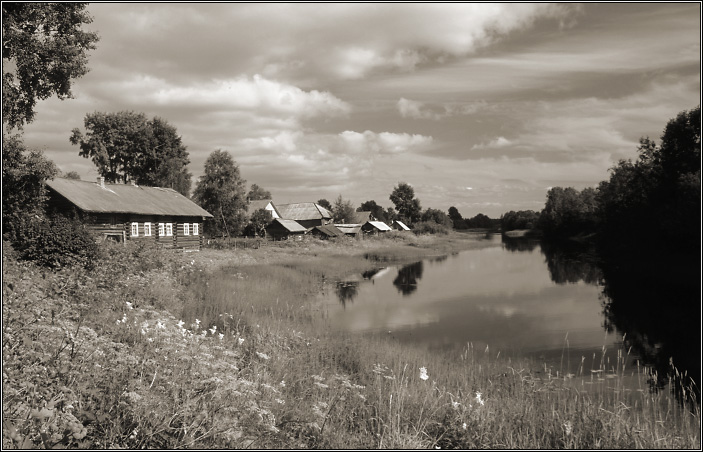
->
[316,233,700,389]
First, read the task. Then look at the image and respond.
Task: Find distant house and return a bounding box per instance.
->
[349,211,375,224]
[391,220,411,231]
[276,202,333,229]
[45,177,213,250]
[310,224,346,240]
[245,199,280,219]
[265,218,307,240]
[335,224,363,237]
[361,221,392,234]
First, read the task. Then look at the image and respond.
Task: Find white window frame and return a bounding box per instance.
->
[131,222,139,237]
[165,223,173,236]
[158,223,165,237]
[192,223,199,235]
[183,222,190,236]
[144,222,151,237]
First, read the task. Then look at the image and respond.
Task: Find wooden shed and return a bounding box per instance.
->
[45,177,213,250]
[310,224,346,239]
[275,202,333,229]
[265,218,307,240]
[391,220,411,231]
[334,224,362,237]
[361,221,392,234]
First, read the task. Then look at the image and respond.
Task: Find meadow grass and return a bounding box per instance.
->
[2,235,699,449]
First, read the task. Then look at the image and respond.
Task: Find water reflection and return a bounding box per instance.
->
[501,235,539,253]
[392,261,424,296]
[335,281,359,308]
[539,240,602,285]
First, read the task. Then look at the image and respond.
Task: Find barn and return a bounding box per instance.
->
[45,177,213,250]
[265,218,307,240]
[275,202,333,229]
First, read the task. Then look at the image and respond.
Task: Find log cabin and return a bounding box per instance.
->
[45,177,213,250]
[275,202,333,229]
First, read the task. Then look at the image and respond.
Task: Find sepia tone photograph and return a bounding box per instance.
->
[3,2,700,449]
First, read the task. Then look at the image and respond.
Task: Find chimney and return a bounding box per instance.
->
[97,176,105,188]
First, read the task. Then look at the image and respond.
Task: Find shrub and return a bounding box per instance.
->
[412,221,449,235]
[11,213,99,269]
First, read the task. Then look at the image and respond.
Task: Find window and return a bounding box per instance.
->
[183,223,190,235]
[192,223,199,235]
[159,223,165,236]
[131,222,139,237]
[165,223,173,236]
[144,222,151,236]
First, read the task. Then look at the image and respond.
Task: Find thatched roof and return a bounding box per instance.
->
[276,202,332,221]
[45,178,213,218]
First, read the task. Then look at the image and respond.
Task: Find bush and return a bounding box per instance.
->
[412,221,449,235]
[10,213,99,269]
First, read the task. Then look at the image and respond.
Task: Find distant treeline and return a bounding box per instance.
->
[501,106,700,258]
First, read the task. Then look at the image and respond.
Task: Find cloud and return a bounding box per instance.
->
[471,137,512,150]
[398,98,488,120]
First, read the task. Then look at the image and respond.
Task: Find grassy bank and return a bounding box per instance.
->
[2,233,699,449]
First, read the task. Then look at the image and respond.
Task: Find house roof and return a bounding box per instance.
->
[276,202,332,221]
[364,221,392,231]
[45,178,213,217]
[312,224,345,238]
[335,224,362,235]
[351,211,373,223]
[267,218,307,233]
[246,199,279,217]
[393,220,410,230]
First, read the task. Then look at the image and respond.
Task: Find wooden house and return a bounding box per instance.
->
[391,220,411,231]
[275,202,333,229]
[265,218,307,240]
[310,224,346,240]
[361,221,392,235]
[45,177,213,250]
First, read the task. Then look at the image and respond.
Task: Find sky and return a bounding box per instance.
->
[20,3,701,218]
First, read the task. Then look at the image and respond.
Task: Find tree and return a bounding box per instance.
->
[538,187,598,237]
[332,195,356,223]
[447,206,466,229]
[247,183,272,201]
[70,111,192,195]
[421,208,453,228]
[2,3,99,129]
[62,170,81,180]
[501,210,539,231]
[2,134,57,240]
[389,182,421,225]
[244,208,272,238]
[358,200,387,222]
[192,150,247,238]
[317,198,332,210]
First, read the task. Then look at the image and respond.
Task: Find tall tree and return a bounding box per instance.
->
[2,134,58,240]
[2,3,99,129]
[389,182,421,225]
[447,206,465,229]
[70,111,192,195]
[332,195,356,223]
[358,200,388,222]
[421,208,453,228]
[317,198,332,210]
[192,150,247,238]
[247,183,272,201]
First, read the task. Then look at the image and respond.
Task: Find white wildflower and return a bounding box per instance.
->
[475,391,484,406]
[256,352,270,360]
[462,422,467,430]
[279,380,286,387]
[218,333,224,340]
[156,321,165,330]
[238,337,245,345]
[563,421,573,436]
[126,302,133,310]
[209,325,217,335]
[419,367,429,381]
[177,320,185,329]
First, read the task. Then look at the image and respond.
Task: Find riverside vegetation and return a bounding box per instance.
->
[2,232,700,449]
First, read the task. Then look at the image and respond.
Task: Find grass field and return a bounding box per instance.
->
[2,232,699,449]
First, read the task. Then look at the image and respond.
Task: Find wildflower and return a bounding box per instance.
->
[256,351,270,360]
[129,428,139,440]
[218,333,224,341]
[475,391,484,406]
[156,321,165,330]
[116,319,121,325]
[126,302,133,310]
[419,367,429,381]
[462,422,467,430]
[275,398,285,404]
[238,337,245,345]
[209,325,217,335]
[452,401,460,410]
[314,381,329,389]
[279,380,286,387]
[141,329,147,335]
[121,314,127,323]
[563,421,573,436]
[177,320,185,329]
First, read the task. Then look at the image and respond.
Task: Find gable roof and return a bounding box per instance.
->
[312,224,345,238]
[267,218,307,233]
[335,224,362,235]
[246,199,280,217]
[393,220,410,230]
[276,202,332,221]
[45,178,213,218]
[351,211,373,223]
[363,221,392,231]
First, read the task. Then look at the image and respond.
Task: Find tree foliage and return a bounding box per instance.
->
[192,150,247,238]
[420,208,453,228]
[317,198,332,210]
[501,210,539,232]
[243,208,272,238]
[538,187,598,237]
[2,134,58,240]
[465,213,497,229]
[447,206,466,229]
[2,3,99,129]
[332,195,356,224]
[358,200,388,222]
[247,183,271,201]
[70,111,192,195]
[389,182,421,225]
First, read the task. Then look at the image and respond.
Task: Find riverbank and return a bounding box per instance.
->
[2,233,699,449]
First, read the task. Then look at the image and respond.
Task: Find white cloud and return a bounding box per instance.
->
[471,137,513,150]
